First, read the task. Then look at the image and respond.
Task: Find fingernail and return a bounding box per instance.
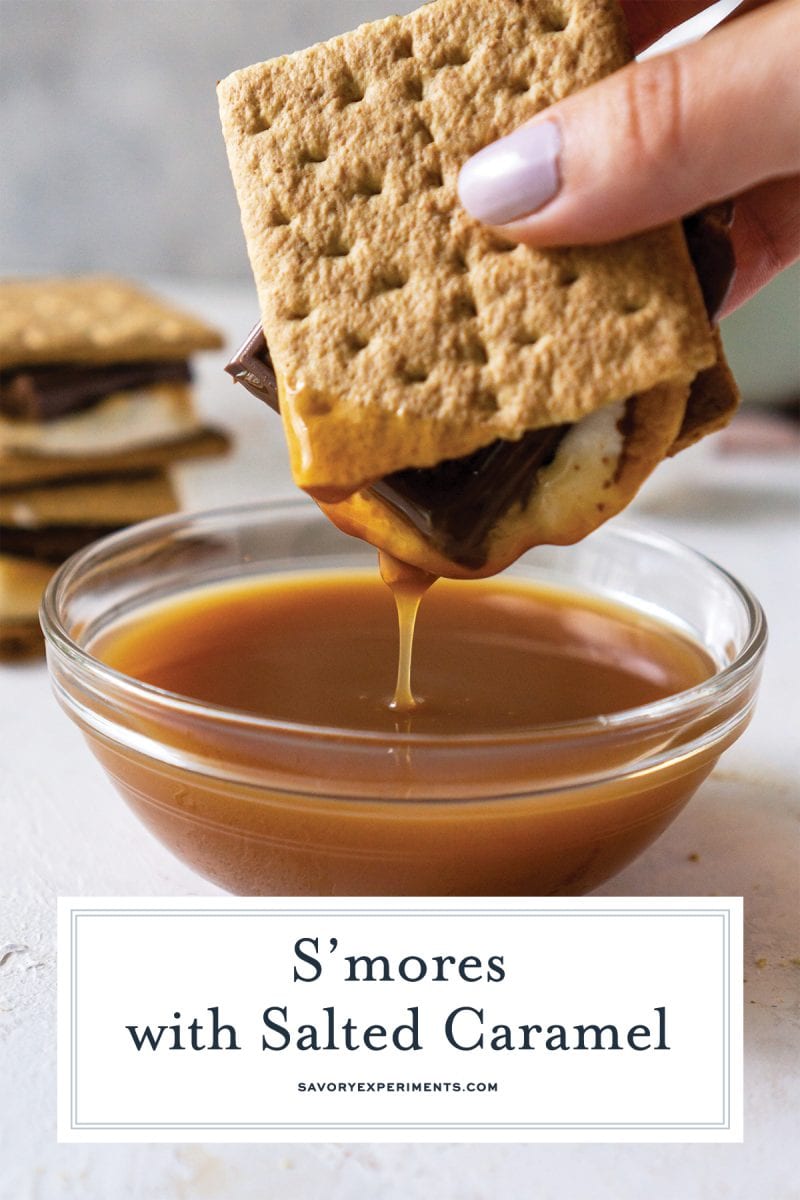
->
[458,121,561,226]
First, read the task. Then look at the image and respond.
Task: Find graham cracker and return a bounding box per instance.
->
[0,427,229,489]
[669,332,740,455]
[0,276,223,370]
[0,474,180,655]
[0,554,52,658]
[0,469,179,562]
[0,553,53,618]
[0,472,177,528]
[218,0,715,495]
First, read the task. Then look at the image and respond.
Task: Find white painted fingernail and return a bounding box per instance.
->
[458,121,562,225]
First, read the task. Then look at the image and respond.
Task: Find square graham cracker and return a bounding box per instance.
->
[0,276,223,370]
[0,554,54,658]
[0,472,178,529]
[0,426,229,488]
[219,0,715,494]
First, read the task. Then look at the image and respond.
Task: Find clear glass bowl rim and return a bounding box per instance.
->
[40,497,767,750]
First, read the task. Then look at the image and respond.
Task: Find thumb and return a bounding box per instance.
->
[457,0,800,245]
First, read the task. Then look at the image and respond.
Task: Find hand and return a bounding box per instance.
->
[457,0,800,316]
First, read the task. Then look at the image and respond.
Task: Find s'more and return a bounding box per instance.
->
[218,0,739,578]
[0,276,229,655]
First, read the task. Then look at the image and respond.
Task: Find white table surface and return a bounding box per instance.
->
[1,282,798,1199]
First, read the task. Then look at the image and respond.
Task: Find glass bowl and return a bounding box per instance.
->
[41,497,766,896]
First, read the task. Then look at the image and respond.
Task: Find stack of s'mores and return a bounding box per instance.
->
[0,276,228,656]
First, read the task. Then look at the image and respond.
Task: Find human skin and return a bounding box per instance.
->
[457,0,800,316]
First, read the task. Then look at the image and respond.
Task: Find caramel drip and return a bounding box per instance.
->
[378,550,437,712]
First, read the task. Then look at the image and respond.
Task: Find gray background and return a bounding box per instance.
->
[2,0,798,399]
[1,0,418,280]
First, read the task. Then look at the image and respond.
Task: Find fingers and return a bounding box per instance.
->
[722,175,800,315]
[458,0,800,246]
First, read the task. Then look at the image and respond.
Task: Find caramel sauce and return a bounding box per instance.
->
[378,550,437,711]
[95,570,712,735]
[83,569,735,896]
